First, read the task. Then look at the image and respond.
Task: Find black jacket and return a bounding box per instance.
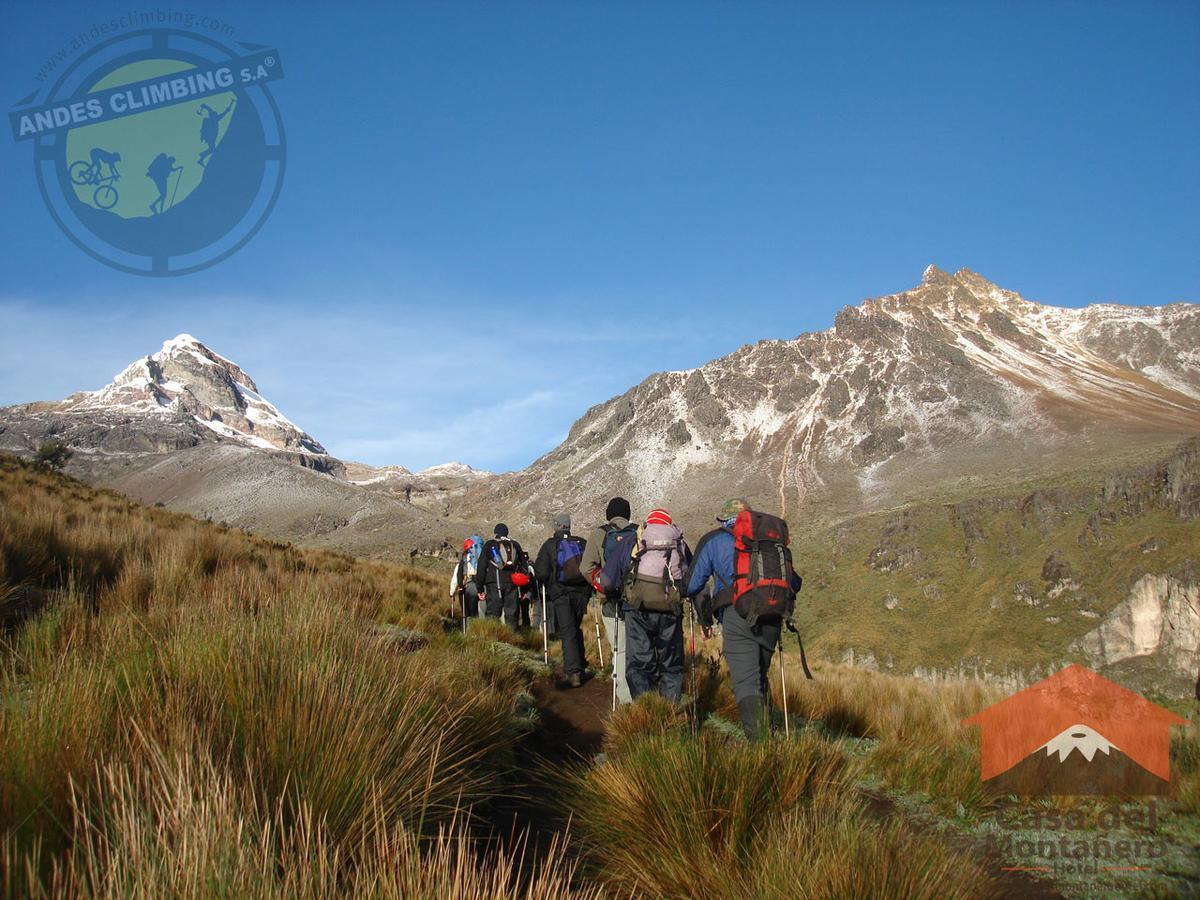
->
[534,530,590,600]
[476,537,528,591]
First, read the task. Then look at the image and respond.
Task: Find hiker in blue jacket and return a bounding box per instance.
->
[685,498,802,739]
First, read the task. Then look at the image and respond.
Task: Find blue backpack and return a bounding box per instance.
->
[602,523,638,565]
[555,536,587,585]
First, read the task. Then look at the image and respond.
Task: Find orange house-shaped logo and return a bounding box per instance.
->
[963,665,1188,796]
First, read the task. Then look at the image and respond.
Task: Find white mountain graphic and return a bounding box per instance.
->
[1038,723,1118,763]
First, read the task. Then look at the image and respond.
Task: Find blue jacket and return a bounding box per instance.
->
[684,527,736,601]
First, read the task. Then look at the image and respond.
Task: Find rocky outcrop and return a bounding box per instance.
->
[1072,575,1200,677]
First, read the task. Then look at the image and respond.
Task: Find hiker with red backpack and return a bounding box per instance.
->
[597,508,691,703]
[684,498,803,739]
[533,513,592,688]
[579,497,639,706]
[475,523,530,629]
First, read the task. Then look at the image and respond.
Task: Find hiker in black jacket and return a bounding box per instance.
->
[475,523,528,629]
[533,513,591,687]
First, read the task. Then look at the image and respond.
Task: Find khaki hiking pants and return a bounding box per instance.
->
[602,611,632,706]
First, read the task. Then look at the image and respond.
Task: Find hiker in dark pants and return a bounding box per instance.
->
[685,498,801,739]
[475,524,528,628]
[598,509,690,703]
[579,497,639,705]
[533,513,591,687]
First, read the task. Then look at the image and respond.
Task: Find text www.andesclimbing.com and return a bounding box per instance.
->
[32,9,236,84]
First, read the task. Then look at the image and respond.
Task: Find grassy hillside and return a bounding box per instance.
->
[2,453,1196,898]
[792,439,1200,697]
[0,454,585,897]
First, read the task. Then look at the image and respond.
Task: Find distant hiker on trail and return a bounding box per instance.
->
[598,508,690,703]
[475,524,529,629]
[88,147,121,180]
[580,497,639,706]
[534,513,591,688]
[197,99,235,167]
[449,535,485,619]
[147,153,183,215]
[684,498,802,739]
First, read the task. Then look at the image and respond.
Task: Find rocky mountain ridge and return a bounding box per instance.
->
[467,266,1199,529]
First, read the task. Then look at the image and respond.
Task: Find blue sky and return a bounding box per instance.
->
[2,1,1197,471]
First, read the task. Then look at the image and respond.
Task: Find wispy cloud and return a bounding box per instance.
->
[0,293,738,471]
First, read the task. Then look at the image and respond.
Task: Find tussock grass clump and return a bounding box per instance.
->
[1173,721,1200,815]
[780,664,1001,812]
[604,693,690,755]
[567,730,995,898]
[3,750,600,899]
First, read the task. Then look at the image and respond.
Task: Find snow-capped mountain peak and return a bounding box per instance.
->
[65,334,326,457]
[1039,724,1117,764]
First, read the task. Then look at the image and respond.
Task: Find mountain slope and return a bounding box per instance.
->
[469,266,1199,527]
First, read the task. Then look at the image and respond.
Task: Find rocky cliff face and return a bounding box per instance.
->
[1072,575,1200,678]
[469,267,1199,528]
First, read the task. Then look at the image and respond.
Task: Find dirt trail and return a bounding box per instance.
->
[527,675,611,761]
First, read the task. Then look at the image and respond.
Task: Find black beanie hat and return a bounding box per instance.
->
[605,497,631,521]
[494,523,509,537]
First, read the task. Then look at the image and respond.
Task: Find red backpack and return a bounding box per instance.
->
[732,510,797,625]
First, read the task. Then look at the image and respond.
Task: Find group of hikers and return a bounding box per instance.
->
[449,496,804,739]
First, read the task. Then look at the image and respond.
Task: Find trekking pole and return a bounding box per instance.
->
[611,609,619,712]
[541,584,549,665]
[688,601,698,736]
[169,166,183,209]
[779,633,790,739]
[592,597,605,668]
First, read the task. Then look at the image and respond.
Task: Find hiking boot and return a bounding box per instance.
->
[567,672,582,689]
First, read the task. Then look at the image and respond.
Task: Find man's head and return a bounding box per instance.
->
[493,523,509,538]
[716,498,750,526]
[462,538,473,551]
[553,512,571,533]
[605,496,631,522]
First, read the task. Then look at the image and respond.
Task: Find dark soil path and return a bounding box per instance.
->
[478,672,613,867]
[527,674,612,762]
